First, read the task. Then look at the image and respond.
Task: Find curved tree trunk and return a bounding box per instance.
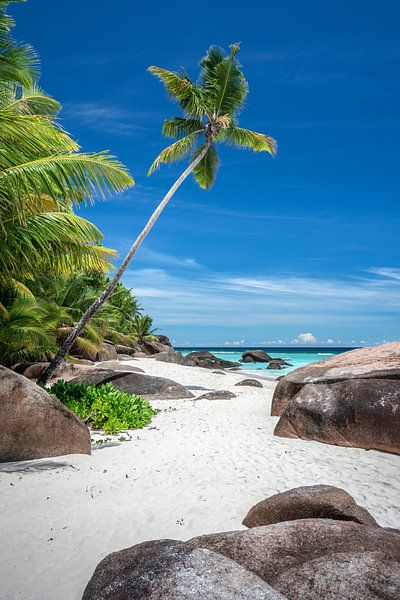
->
[40,143,210,385]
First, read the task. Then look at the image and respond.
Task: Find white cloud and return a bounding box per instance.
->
[63,102,152,136]
[122,266,400,332]
[138,248,201,269]
[367,267,400,281]
[293,333,317,344]
[224,339,245,346]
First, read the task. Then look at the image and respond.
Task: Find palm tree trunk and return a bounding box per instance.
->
[40,143,210,385]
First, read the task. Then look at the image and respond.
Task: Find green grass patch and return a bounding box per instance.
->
[49,380,156,434]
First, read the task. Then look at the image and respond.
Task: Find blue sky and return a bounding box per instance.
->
[13,0,400,346]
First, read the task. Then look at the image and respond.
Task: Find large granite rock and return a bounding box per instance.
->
[271,342,400,454]
[273,551,400,600]
[241,350,272,363]
[184,351,240,369]
[70,370,194,401]
[271,342,400,416]
[0,365,91,462]
[95,362,145,373]
[96,342,118,362]
[154,351,186,365]
[140,339,174,355]
[189,519,400,586]
[115,344,136,356]
[274,378,400,454]
[14,361,93,383]
[82,539,286,600]
[243,485,378,528]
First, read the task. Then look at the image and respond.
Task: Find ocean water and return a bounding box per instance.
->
[177,347,355,379]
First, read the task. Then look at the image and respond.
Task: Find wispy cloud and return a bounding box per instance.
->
[137,247,202,269]
[62,102,154,136]
[367,267,400,281]
[122,265,400,329]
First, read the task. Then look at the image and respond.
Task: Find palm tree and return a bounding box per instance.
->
[131,314,157,344]
[0,2,134,293]
[41,43,277,383]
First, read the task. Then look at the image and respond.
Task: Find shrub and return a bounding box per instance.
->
[49,380,155,434]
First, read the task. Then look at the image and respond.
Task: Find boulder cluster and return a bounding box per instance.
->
[240,350,292,370]
[271,341,400,454]
[82,484,400,599]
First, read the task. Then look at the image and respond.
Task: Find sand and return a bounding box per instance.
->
[0,358,399,600]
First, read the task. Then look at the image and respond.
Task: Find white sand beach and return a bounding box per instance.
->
[1,358,399,600]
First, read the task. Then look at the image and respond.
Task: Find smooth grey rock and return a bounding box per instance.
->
[0,365,90,462]
[82,539,287,599]
[196,390,237,400]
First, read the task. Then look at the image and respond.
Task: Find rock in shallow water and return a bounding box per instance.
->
[0,365,91,462]
[242,484,378,528]
[82,539,287,600]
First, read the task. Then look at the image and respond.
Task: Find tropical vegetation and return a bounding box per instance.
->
[49,379,156,434]
[0,0,157,367]
[42,42,277,383]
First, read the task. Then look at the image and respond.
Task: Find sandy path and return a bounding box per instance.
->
[0,359,399,600]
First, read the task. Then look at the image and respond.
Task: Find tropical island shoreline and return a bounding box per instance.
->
[1,354,399,600]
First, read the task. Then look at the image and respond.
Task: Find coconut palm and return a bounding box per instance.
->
[41,43,277,383]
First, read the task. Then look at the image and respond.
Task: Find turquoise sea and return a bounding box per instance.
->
[177,347,355,378]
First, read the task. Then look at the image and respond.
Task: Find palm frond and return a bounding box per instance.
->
[148,66,206,117]
[192,143,220,189]
[147,133,200,175]
[223,126,277,155]
[162,117,203,139]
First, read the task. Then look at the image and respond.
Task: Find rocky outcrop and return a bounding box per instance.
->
[96,342,118,362]
[242,485,378,528]
[241,350,272,363]
[184,351,240,369]
[235,379,263,388]
[274,378,400,454]
[70,370,194,401]
[95,362,145,373]
[13,361,93,382]
[271,341,400,416]
[0,365,91,462]
[273,551,400,600]
[189,519,400,586]
[271,342,400,454]
[154,351,186,365]
[140,338,174,356]
[116,344,136,356]
[82,539,285,600]
[196,390,237,400]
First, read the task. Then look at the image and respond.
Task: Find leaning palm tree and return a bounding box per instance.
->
[41,43,277,383]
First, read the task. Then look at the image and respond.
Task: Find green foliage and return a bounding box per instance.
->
[0,272,156,365]
[49,380,156,434]
[148,43,277,187]
[0,2,134,292]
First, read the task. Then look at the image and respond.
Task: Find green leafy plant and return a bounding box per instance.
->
[49,380,155,434]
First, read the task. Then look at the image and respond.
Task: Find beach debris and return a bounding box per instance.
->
[242,485,378,528]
